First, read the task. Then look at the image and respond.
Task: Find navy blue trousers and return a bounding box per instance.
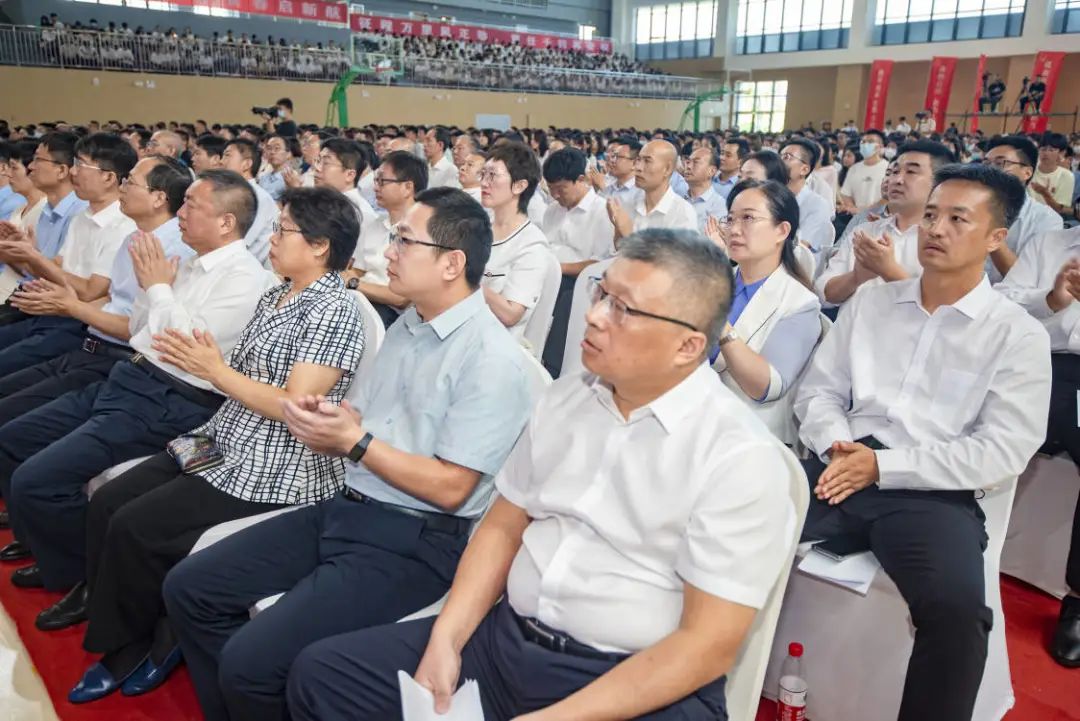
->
[0,360,216,590]
[0,316,86,377]
[287,600,729,721]
[0,347,125,429]
[163,494,468,721]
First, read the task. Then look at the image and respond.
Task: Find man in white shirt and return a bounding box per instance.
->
[780,138,833,258]
[840,129,890,214]
[994,224,1080,667]
[895,116,913,135]
[0,170,275,599]
[144,130,183,160]
[983,135,1064,283]
[608,140,698,243]
[423,127,461,189]
[682,146,728,233]
[796,164,1051,721]
[914,110,937,137]
[286,228,803,721]
[221,139,278,268]
[817,140,953,308]
[1030,132,1075,215]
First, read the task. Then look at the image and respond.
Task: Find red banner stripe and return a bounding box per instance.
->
[971,54,987,134]
[864,60,894,131]
[923,56,958,133]
[1023,51,1067,134]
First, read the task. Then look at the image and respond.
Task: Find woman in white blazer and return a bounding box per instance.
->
[710,179,823,444]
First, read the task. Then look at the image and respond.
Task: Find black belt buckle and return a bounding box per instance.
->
[82,337,100,354]
[524,618,567,653]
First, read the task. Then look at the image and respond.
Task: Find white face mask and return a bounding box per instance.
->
[883,147,897,160]
[860,142,879,158]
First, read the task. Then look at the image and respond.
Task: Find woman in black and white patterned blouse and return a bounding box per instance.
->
[66,187,368,703]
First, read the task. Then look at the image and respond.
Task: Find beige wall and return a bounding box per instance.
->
[0,67,688,130]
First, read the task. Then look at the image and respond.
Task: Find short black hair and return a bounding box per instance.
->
[195,134,227,159]
[484,141,540,214]
[543,147,587,184]
[276,98,293,112]
[932,163,1027,229]
[321,138,367,187]
[11,139,40,167]
[415,187,492,289]
[896,139,956,170]
[0,142,14,164]
[75,132,138,181]
[280,187,360,272]
[862,128,886,144]
[1039,132,1069,152]
[744,150,790,185]
[428,126,452,154]
[145,156,194,215]
[986,135,1038,169]
[615,135,642,156]
[196,169,258,239]
[225,138,261,177]
[782,138,821,170]
[381,150,428,194]
[724,137,751,160]
[40,131,81,167]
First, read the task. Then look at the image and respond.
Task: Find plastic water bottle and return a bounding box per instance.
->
[776,642,808,721]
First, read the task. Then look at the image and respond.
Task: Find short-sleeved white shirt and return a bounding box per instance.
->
[840,159,889,209]
[482,220,552,339]
[541,188,615,264]
[59,200,136,279]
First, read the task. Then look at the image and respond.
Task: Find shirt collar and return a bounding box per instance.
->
[570,188,601,214]
[634,186,676,216]
[590,363,714,434]
[85,199,125,228]
[194,239,248,272]
[895,276,994,320]
[405,289,486,341]
[688,185,717,204]
[734,270,768,295]
[150,216,182,240]
[46,190,81,219]
[714,174,737,187]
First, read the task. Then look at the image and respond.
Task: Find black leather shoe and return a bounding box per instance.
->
[1051,595,1080,668]
[0,541,30,562]
[36,581,88,632]
[0,510,9,530]
[11,564,43,589]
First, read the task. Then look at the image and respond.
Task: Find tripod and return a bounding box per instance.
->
[1010,77,1030,133]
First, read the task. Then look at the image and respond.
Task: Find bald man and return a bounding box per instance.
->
[387,136,418,158]
[608,139,697,242]
[146,131,184,160]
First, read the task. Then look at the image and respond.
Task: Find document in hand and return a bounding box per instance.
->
[399,670,486,721]
[796,543,882,596]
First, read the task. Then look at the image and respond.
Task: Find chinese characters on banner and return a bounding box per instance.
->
[349,12,614,54]
[923,56,958,132]
[970,54,987,133]
[1022,51,1067,134]
[172,0,348,25]
[864,59,894,131]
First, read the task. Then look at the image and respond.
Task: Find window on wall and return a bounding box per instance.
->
[634,1,718,61]
[1052,0,1080,32]
[873,0,1027,44]
[735,0,853,54]
[734,80,788,132]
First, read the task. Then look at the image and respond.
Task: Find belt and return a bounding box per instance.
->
[512,610,630,663]
[130,354,224,409]
[82,336,134,361]
[341,487,473,536]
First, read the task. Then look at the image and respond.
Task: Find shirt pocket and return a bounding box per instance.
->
[931,368,981,429]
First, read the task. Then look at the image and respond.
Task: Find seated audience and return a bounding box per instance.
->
[594,136,640,208]
[1030,132,1074,215]
[710,180,821,444]
[191,134,226,173]
[795,164,1051,721]
[0,142,27,222]
[68,187,365,703]
[836,159,896,248]
[839,129,889,215]
[284,228,802,721]
[256,134,290,202]
[163,187,532,721]
[478,141,551,341]
[457,144,484,203]
[682,145,728,233]
[1,140,47,240]
[220,138,279,266]
[780,138,834,257]
[739,150,790,185]
[607,139,698,242]
[714,137,749,200]
[146,131,184,160]
[423,127,460,189]
[0,170,275,604]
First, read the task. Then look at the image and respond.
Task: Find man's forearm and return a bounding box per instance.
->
[560,260,595,278]
[357,280,408,308]
[71,300,132,341]
[990,245,1018,277]
[823,270,862,304]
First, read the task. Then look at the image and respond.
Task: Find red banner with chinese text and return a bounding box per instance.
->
[172,0,348,25]
[864,60,894,131]
[971,54,987,133]
[923,56,958,132]
[1022,51,1067,134]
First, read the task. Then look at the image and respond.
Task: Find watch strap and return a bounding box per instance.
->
[348,431,374,464]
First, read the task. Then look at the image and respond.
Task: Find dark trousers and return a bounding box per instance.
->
[287,600,728,721]
[0,316,85,377]
[370,301,401,330]
[0,361,217,590]
[0,347,125,429]
[82,451,286,655]
[162,493,468,721]
[0,302,29,327]
[801,454,990,721]
[979,96,1002,113]
[540,274,576,378]
[1041,353,1080,593]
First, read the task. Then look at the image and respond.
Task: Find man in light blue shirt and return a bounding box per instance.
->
[0,143,27,221]
[713,138,750,201]
[256,134,290,202]
[164,186,533,721]
[683,147,729,233]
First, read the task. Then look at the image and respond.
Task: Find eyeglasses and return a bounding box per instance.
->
[120,177,153,191]
[74,158,109,173]
[315,157,345,170]
[272,221,304,235]
[587,277,699,333]
[389,231,455,251]
[719,213,770,230]
[478,169,510,183]
[779,151,808,165]
[608,153,634,162]
[373,176,408,188]
[31,155,65,167]
[981,157,1030,170]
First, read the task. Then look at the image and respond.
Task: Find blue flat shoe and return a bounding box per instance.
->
[68,658,145,704]
[121,646,183,696]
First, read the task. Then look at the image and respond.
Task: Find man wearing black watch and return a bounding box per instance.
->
[164,187,533,721]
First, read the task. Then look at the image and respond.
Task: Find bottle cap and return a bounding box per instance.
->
[789,642,804,657]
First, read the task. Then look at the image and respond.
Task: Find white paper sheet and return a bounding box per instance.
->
[797,546,882,596]
[399,670,485,721]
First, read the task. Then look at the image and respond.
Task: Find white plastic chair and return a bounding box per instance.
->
[762,478,1019,721]
[521,250,562,360]
[561,258,612,379]
[793,244,816,283]
[1001,453,1079,599]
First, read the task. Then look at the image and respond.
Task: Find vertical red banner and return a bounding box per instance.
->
[864,60,894,131]
[971,54,987,133]
[1023,51,1067,134]
[923,56,958,132]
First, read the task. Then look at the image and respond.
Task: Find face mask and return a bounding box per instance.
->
[883,147,897,160]
[277,108,286,118]
[970,152,982,161]
[860,142,879,158]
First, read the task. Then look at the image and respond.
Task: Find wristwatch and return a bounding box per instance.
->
[347,432,374,464]
[718,329,739,347]
[346,276,360,290]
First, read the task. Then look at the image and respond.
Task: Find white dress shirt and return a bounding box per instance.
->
[629,186,699,233]
[985,195,1063,283]
[996,226,1080,353]
[482,221,552,339]
[247,179,280,268]
[58,200,136,279]
[541,188,615,263]
[814,215,921,306]
[684,184,728,233]
[500,365,800,653]
[427,154,461,189]
[795,184,834,254]
[344,187,391,285]
[795,277,1051,492]
[128,239,278,391]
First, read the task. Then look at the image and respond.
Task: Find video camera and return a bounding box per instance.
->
[251,106,278,117]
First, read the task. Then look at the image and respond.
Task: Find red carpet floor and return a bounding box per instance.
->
[0,522,1076,721]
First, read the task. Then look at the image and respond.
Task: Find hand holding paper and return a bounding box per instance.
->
[399,670,485,721]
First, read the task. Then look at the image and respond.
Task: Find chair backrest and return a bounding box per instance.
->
[794,244,816,283]
[521,250,562,359]
[724,452,810,721]
[351,290,387,378]
[561,257,613,378]
[519,342,555,400]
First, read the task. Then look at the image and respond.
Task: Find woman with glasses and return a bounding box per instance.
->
[708,179,822,445]
[68,187,366,704]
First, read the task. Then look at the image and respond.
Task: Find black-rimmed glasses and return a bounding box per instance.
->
[587,277,700,333]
